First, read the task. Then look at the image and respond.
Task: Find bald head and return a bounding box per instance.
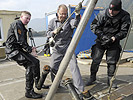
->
[57,4,68,22]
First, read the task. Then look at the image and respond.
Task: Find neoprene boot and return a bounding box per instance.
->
[107,64,117,88]
[35,65,51,90]
[34,77,50,90]
[41,84,50,89]
[25,66,42,99]
[86,75,96,86]
[107,77,118,89]
[25,89,42,99]
[86,62,99,86]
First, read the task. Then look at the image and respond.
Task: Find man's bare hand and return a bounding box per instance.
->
[31,47,38,57]
[111,36,116,42]
[75,2,82,15]
[53,27,62,34]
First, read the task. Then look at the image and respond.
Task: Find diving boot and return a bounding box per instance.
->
[86,75,96,86]
[42,84,50,89]
[35,78,50,89]
[107,77,118,89]
[25,89,42,99]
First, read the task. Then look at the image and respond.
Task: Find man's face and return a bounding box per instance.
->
[21,14,31,25]
[57,7,67,22]
[109,9,120,16]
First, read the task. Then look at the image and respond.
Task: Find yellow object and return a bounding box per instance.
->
[44,54,50,57]
[77,49,92,59]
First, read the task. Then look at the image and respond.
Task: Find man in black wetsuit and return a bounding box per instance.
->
[5,11,43,99]
[86,0,131,87]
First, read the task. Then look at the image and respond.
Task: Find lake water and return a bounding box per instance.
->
[28,37,47,50]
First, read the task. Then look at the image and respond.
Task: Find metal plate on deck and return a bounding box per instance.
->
[85,77,132,100]
[122,94,133,100]
[100,83,133,100]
